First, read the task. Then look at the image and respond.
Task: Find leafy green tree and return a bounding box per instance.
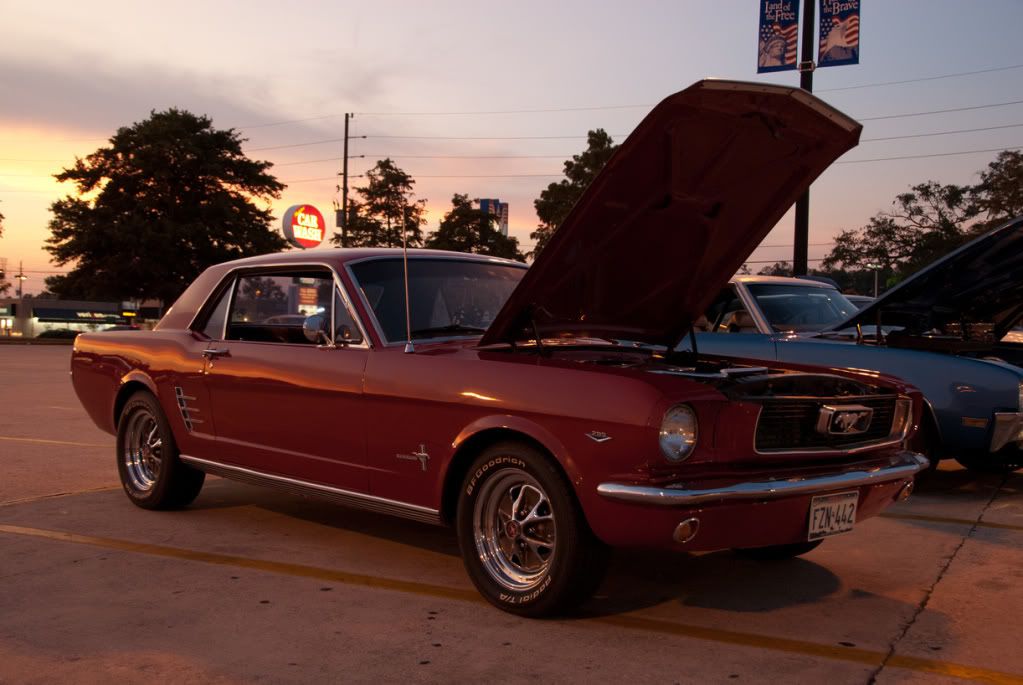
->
[426,194,524,260]
[337,158,425,248]
[974,150,1023,228]
[45,109,286,304]
[821,180,979,281]
[530,129,618,258]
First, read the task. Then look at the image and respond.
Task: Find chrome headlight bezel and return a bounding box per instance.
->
[659,404,698,462]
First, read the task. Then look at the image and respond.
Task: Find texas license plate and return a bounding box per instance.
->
[808,491,858,541]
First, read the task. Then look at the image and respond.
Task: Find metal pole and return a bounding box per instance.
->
[792,0,816,276]
[341,113,350,247]
[874,269,879,297]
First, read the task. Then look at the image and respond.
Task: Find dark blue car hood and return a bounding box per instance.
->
[828,216,1023,341]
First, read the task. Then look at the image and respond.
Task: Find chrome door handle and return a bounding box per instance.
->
[201,348,230,358]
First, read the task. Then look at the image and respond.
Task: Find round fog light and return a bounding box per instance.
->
[673,518,700,544]
[897,481,914,502]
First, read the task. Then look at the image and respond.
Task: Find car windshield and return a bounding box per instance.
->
[349,257,526,342]
[748,284,860,333]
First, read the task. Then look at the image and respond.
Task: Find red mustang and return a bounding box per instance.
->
[71,80,928,616]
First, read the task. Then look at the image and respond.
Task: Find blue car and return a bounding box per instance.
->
[692,217,1023,472]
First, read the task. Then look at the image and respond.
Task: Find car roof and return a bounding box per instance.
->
[219,247,525,269]
[731,275,838,289]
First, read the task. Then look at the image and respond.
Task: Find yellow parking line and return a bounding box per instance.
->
[1,523,1020,684]
[0,436,110,449]
[881,512,1023,533]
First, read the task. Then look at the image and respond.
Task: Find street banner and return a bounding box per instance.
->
[818,0,860,67]
[757,1,800,73]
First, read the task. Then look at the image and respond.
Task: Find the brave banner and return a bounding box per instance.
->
[757,1,800,73]
[818,0,860,68]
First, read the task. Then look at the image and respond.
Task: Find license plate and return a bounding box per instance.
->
[808,491,858,541]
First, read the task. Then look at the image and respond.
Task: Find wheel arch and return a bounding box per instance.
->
[113,372,159,430]
[439,417,577,525]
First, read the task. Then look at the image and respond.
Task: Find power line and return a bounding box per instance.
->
[818,63,1023,93]
[838,144,1022,164]
[859,99,1023,122]
[861,122,1023,142]
[231,64,1023,126]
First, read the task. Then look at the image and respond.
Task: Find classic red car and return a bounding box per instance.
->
[71,80,929,616]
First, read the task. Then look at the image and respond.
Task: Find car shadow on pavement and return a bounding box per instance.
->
[578,548,842,617]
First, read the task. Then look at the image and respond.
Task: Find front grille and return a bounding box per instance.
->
[755,396,897,452]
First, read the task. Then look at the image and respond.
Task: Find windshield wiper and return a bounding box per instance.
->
[409,324,487,339]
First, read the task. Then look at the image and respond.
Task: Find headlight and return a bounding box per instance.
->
[659,404,698,462]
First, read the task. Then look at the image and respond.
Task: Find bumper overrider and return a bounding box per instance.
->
[590,450,929,551]
[990,412,1023,452]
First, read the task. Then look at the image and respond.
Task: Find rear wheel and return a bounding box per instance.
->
[456,442,608,617]
[734,540,822,560]
[116,391,205,509]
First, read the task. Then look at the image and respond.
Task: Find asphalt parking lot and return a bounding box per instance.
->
[1,345,1021,684]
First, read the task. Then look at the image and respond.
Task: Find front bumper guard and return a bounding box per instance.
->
[990,412,1023,452]
[596,452,929,507]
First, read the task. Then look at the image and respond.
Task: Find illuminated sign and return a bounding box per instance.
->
[282,205,327,249]
[297,287,318,306]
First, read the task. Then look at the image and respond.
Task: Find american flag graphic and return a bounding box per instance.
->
[821,14,860,50]
[779,22,799,64]
[818,3,861,67]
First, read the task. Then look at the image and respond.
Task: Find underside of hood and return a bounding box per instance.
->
[480,80,862,349]
[829,216,1023,343]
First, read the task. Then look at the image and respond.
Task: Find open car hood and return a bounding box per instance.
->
[827,216,1023,341]
[480,80,862,349]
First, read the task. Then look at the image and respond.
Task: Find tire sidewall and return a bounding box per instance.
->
[456,444,583,615]
[116,391,179,507]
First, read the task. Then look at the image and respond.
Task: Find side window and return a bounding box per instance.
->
[226,270,333,345]
[333,288,363,345]
[199,281,233,340]
[702,286,756,334]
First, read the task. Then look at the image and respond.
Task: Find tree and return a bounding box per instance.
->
[974,150,1023,228]
[758,261,792,277]
[530,129,618,258]
[335,158,426,248]
[45,109,286,304]
[425,194,524,260]
[821,180,980,281]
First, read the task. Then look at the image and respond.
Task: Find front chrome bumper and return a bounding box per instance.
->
[990,412,1023,452]
[596,452,929,506]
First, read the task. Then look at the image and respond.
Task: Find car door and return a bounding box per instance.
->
[198,266,370,491]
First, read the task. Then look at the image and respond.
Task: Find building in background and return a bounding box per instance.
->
[0,297,139,337]
[478,199,509,237]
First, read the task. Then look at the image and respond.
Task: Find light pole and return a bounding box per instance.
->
[865,262,881,297]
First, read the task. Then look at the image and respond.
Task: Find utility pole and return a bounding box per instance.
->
[792,0,816,276]
[340,113,350,247]
[14,260,27,298]
[334,113,365,248]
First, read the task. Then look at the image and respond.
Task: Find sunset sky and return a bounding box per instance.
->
[2,0,1023,293]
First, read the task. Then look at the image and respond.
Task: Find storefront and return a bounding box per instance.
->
[0,298,137,337]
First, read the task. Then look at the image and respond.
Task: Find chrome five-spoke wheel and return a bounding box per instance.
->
[116,390,205,509]
[456,442,609,617]
[473,472,557,593]
[122,408,163,493]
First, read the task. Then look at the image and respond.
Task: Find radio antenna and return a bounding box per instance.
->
[402,209,414,354]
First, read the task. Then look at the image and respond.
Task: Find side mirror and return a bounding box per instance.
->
[302,314,330,345]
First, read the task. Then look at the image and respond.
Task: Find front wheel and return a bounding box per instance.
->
[456,442,608,617]
[116,391,205,509]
